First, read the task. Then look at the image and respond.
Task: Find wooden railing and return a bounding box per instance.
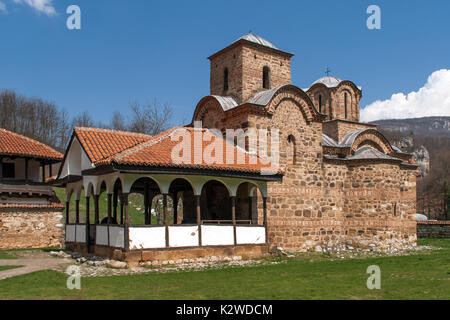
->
[202,220,252,225]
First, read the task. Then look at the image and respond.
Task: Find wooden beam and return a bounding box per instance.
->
[173,192,178,225]
[196,195,202,247]
[231,196,237,245]
[75,199,80,224]
[65,201,70,224]
[163,194,169,247]
[24,158,29,181]
[263,197,268,244]
[85,196,90,247]
[94,195,100,225]
[144,183,149,225]
[113,190,118,222]
[41,162,45,183]
[107,194,112,224]
[123,193,129,252]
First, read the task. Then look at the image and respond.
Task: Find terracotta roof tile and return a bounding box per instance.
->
[0,128,63,161]
[95,127,281,175]
[74,127,152,163]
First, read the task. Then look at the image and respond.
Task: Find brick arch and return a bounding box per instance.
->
[192,97,226,128]
[334,81,361,121]
[266,85,324,123]
[351,130,394,155]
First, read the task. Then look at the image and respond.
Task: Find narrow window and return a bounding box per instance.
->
[319,95,322,113]
[2,162,15,178]
[263,66,270,89]
[287,135,296,165]
[223,68,229,92]
[344,92,348,119]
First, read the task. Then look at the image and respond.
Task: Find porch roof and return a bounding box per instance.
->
[72,126,282,177]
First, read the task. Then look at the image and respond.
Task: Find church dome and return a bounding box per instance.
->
[311,76,343,88]
[236,33,278,50]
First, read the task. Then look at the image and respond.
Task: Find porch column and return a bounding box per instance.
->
[248,196,253,224]
[107,193,112,247]
[192,195,201,246]
[65,201,70,224]
[85,196,90,246]
[94,195,100,224]
[231,196,237,245]
[263,197,268,244]
[41,162,45,183]
[123,193,130,252]
[0,157,3,179]
[107,194,112,223]
[120,195,124,224]
[24,158,29,181]
[144,183,149,225]
[163,194,169,247]
[75,199,80,224]
[48,164,52,178]
[113,191,118,222]
[173,192,178,225]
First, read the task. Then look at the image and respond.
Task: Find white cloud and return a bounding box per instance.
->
[361,69,450,122]
[0,1,7,12]
[13,0,56,16]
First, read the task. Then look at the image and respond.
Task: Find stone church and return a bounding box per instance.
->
[57,34,417,262]
[193,33,417,251]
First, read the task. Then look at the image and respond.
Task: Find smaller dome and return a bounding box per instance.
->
[237,33,278,50]
[416,213,428,222]
[311,76,343,88]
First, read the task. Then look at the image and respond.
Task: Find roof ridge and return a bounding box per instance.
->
[0,128,63,158]
[74,126,153,138]
[110,127,182,163]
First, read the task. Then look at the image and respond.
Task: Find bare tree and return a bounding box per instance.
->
[129,99,173,135]
[72,111,95,128]
[111,111,128,131]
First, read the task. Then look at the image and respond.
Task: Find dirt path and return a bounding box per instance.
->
[0,251,72,281]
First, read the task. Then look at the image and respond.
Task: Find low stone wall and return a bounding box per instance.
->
[0,207,64,249]
[417,221,450,238]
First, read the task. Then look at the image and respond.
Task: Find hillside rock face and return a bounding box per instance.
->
[391,137,430,178]
[371,117,450,138]
[412,146,430,178]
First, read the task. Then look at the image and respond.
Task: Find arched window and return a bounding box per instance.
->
[287,135,296,165]
[318,95,322,113]
[344,92,348,119]
[223,68,229,92]
[263,66,270,89]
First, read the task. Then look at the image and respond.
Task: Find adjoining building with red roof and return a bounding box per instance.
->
[55,34,418,263]
[0,128,64,249]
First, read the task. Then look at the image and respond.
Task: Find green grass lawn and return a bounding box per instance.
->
[0,250,16,260]
[0,238,449,300]
[0,266,22,272]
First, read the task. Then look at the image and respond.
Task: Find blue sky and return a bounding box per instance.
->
[0,0,449,125]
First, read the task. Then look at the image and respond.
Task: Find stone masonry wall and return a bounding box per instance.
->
[417,221,450,238]
[0,208,64,250]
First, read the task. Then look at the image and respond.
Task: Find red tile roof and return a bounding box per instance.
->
[0,128,63,161]
[74,127,152,163]
[75,127,280,175]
